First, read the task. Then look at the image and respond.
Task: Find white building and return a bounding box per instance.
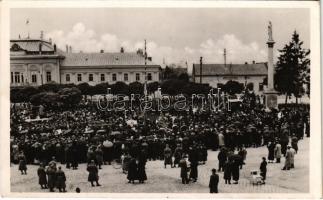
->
[192,62,268,94]
[10,38,161,87]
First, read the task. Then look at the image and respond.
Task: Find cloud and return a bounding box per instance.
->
[46,23,268,73]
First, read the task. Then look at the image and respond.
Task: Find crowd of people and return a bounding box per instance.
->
[11,100,309,193]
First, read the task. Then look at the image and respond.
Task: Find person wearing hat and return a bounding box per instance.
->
[209,168,219,193]
[87,160,101,187]
[282,146,292,170]
[18,151,27,175]
[259,157,267,184]
[37,163,48,189]
[274,141,282,163]
[173,144,183,168]
[55,166,67,192]
[217,148,227,172]
[164,144,173,168]
[179,155,189,184]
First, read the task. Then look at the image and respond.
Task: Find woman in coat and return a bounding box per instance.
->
[274,142,282,163]
[223,160,231,184]
[37,163,48,189]
[55,166,67,192]
[267,142,275,163]
[95,146,104,169]
[127,158,138,184]
[46,165,57,192]
[137,159,147,183]
[231,159,240,184]
[173,144,183,168]
[18,152,27,175]
[87,160,101,187]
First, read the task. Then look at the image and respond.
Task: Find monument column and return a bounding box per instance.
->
[264,21,278,110]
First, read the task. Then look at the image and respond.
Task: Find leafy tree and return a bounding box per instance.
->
[38,82,61,93]
[147,81,159,94]
[111,81,129,94]
[58,87,82,107]
[275,31,310,103]
[128,82,143,95]
[10,87,23,103]
[223,80,244,95]
[178,73,189,82]
[93,83,110,95]
[30,92,47,106]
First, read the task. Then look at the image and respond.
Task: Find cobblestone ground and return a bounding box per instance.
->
[11,138,309,193]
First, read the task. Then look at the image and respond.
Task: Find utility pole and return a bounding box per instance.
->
[200,57,203,84]
[144,39,147,126]
[224,48,226,67]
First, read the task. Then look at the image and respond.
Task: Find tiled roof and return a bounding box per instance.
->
[61,52,158,67]
[10,39,54,52]
[193,63,267,76]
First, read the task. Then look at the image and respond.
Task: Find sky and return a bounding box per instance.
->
[10,8,310,72]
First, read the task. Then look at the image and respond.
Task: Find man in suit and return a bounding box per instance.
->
[209,168,219,193]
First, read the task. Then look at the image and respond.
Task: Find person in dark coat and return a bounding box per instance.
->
[179,155,189,184]
[189,147,199,182]
[71,141,79,170]
[37,163,48,189]
[209,169,219,193]
[164,144,173,168]
[223,160,231,184]
[18,152,27,175]
[46,164,57,192]
[291,136,299,154]
[137,159,147,183]
[267,142,275,163]
[127,158,138,184]
[217,148,227,172]
[87,160,101,187]
[55,166,67,192]
[231,159,240,184]
[260,157,267,184]
[95,146,104,169]
[173,144,183,168]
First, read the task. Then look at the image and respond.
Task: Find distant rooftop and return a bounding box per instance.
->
[60,52,158,67]
[193,63,268,76]
[10,39,55,52]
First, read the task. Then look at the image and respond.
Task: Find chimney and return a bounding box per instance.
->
[66,45,69,53]
[39,43,42,55]
[49,38,52,44]
[69,46,72,53]
[147,57,152,61]
[53,44,57,52]
[40,31,44,40]
[100,49,104,53]
[245,62,248,64]
[252,60,255,64]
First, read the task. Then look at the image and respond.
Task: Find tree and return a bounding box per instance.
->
[178,73,189,82]
[223,81,244,95]
[58,87,82,107]
[38,82,61,93]
[275,31,310,103]
[128,82,143,95]
[147,81,159,94]
[111,81,129,94]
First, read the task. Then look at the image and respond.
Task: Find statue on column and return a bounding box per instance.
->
[268,21,273,41]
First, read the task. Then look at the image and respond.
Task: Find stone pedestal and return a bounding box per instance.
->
[264,89,279,110]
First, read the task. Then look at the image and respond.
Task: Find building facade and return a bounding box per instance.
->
[192,62,268,95]
[10,39,161,87]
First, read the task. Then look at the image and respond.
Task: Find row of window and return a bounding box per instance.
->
[11,72,52,84]
[66,73,153,82]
